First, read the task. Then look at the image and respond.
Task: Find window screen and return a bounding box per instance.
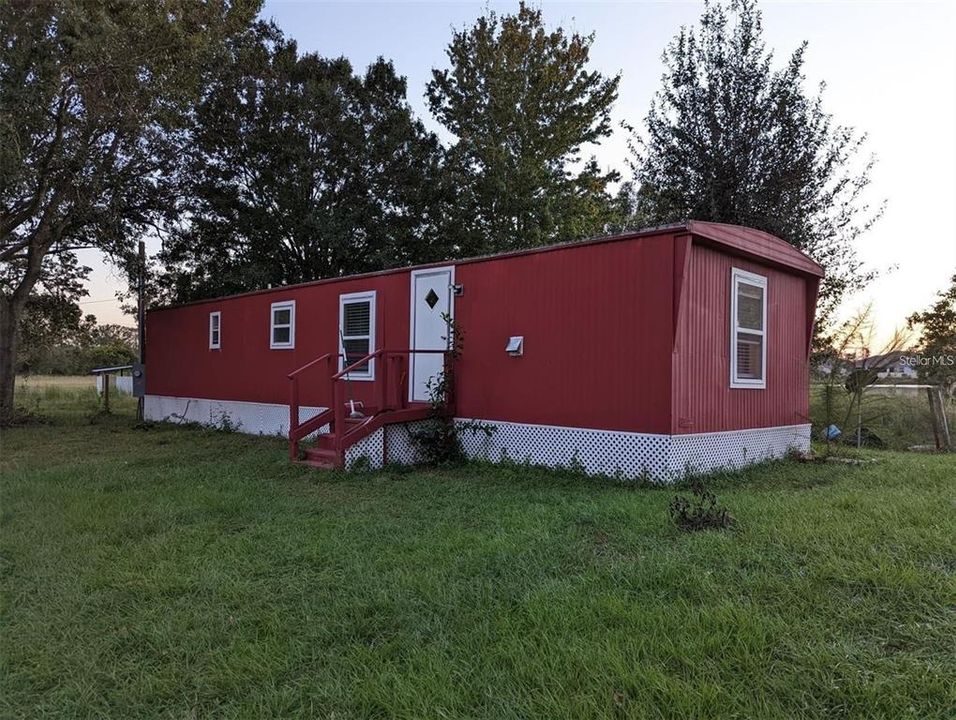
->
[209,312,221,349]
[270,301,295,349]
[731,270,767,387]
[735,332,763,379]
[339,292,376,379]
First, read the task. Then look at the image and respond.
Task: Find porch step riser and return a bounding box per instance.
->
[290,404,435,471]
[301,447,342,469]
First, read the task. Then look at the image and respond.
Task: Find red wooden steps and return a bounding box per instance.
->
[300,446,339,468]
[288,348,454,467]
[293,404,434,470]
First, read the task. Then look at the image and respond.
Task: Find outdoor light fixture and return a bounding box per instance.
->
[505,336,524,356]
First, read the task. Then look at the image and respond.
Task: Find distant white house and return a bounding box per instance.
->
[854,352,920,381]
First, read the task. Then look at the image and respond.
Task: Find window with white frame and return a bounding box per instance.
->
[730,268,767,388]
[270,301,295,349]
[209,311,221,349]
[339,291,376,380]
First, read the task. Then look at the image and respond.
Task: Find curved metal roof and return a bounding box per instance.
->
[150,219,824,312]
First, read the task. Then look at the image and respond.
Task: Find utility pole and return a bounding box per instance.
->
[136,239,146,422]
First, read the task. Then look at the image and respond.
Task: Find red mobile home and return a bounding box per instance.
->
[145,221,823,480]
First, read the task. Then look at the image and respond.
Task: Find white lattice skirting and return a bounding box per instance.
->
[454,419,810,481]
[144,396,809,481]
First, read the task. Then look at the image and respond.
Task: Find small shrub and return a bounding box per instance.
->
[407,313,495,467]
[669,479,734,531]
[567,453,587,475]
[210,410,241,433]
[408,417,464,466]
[0,405,53,428]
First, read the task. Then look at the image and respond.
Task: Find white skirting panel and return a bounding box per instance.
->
[344,421,430,470]
[344,427,384,470]
[144,395,810,481]
[455,419,811,482]
[144,395,328,438]
[667,425,811,476]
[338,419,810,481]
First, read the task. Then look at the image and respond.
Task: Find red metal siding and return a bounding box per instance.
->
[671,243,811,433]
[454,234,675,433]
[146,224,816,437]
[146,273,411,411]
[147,233,678,434]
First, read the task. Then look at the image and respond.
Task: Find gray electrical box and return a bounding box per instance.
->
[132,363,146,398]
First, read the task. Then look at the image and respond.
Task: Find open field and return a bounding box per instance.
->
[1,389,954,718]
[15,374,96,389]
[13,377,133,423]
[810,383,955,450]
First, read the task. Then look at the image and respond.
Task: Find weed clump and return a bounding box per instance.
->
[669,479,734,531]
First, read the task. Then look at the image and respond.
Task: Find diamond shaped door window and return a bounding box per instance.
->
[424,289,440,309]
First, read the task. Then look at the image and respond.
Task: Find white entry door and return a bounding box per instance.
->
[409,266,454,402]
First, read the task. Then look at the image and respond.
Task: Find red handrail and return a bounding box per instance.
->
[331,348,448,381]
[288,352,338,460]
[332,349,384,380]
[288,352,336,380]
[289,347,455,461]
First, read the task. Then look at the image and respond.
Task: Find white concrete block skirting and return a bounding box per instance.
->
[144,395,810,482]
[144,395,328,438]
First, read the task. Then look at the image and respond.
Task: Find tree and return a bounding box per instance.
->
[18,315,137,376]
[1,232,90,374]
[13,294,94,374]
[14,289,138,375]
[158,23,447,303]
[76,328,137,374]
[0,0,258,422]
[628,0,881,342]
[427,2,621,255]
[908,275,956,393]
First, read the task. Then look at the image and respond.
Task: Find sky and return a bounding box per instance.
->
[80,0,956,347]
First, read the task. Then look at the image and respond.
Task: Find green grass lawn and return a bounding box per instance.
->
[1,390,954,719]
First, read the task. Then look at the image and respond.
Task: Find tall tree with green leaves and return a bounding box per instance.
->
[159,23,447,302]
[427,2,621,255]
[12,293,92,374]
[908,275,956,393]
[627,0,881,342]
[0,0,258,422]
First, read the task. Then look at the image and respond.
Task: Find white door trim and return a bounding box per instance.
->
[408,266,455,403]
